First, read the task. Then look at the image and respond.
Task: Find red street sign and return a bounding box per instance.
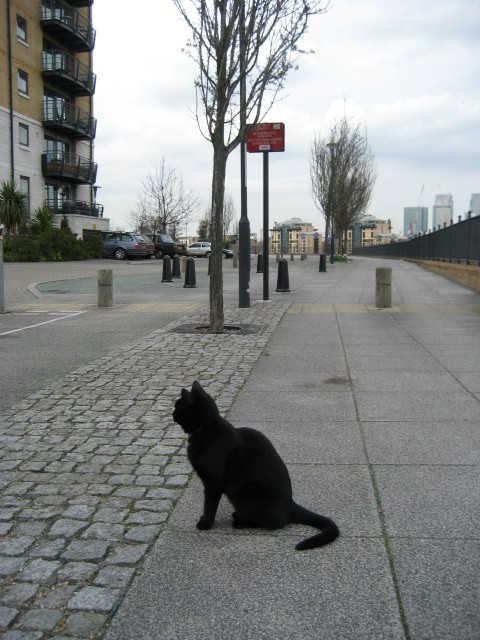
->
[247,122,285,153]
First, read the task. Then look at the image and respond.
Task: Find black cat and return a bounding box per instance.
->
[172,380,339,551]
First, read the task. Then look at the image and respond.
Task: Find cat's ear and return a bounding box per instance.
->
[191,381,204,394]
[181,388,192,402]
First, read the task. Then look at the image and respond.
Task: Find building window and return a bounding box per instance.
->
[19,123,29,147]
[20,176,30,213]
[16,15,27,43]
[18,69,28,96]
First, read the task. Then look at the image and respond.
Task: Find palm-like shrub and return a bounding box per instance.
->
[0,180,29,234]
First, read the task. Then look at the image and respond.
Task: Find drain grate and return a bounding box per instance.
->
[170,323,266,335]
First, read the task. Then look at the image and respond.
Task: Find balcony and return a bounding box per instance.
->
[43,99,96,139]
[46,199,104,217]
[40,0,96,52]
[42,50,96,96]
[42,152,97,184]
[67,0,93,6]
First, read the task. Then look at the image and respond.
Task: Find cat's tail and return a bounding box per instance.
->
[289,502,339,551]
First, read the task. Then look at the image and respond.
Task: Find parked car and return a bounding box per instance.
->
[102,232,152,260]
[150,234,188,259]
[223,249,234,259]
[137,234,155,258]
[187,241,212,257]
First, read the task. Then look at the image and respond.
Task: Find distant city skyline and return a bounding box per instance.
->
[433,193,454,229]
[404,207,428,236]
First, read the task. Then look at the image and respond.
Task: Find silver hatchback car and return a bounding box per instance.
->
[187,241,212,257]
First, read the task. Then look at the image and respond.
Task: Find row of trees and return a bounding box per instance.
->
[310,116,376,254]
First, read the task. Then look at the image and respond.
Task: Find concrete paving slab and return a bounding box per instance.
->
[227,390,358,422]
[362,421,480,465]
[354,390,480,421]
[374,465,480,538]
[242,367,351,392]
[346,354,447,372]
[235,420,366,464]
[391,539,480,640]
[105,532,403,640]
[351,371,464,392]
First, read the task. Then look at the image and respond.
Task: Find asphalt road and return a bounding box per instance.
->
[0,258,215,408]
[0,308,183,408]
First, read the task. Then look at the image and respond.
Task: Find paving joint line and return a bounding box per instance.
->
[333,306,412,640]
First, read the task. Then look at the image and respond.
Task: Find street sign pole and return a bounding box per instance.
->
[263,151,269,300]
[246,123,285,303]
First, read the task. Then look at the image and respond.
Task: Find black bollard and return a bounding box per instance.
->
[172,254,181,278]
[162,255,173,282]
[257,254,263,273]
[183,257,197,288]
[319,253,327,272]
[275,258,290,292]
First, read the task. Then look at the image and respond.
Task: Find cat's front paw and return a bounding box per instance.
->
[196,517,212,530]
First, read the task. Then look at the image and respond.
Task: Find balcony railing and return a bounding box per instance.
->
[42,50,96,96]
[40,0,96,52]
[43,99,96,139]
[67,0,93,6]
[46,199,104,217]
[42,152,97,184]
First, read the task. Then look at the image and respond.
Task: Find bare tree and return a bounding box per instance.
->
[126,192,151,233]
[310,116,376,254]
[223,194,236,240]
[140,157,200,236]
[172,0,328,332]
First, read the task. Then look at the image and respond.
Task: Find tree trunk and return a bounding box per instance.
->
[209,142,227,333]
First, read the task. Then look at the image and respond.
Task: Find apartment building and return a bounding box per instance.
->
[0,0,108,236]
[270,218,321,255]
[352,215,392,248]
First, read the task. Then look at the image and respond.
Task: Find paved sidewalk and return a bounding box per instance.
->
[1,256,479,639]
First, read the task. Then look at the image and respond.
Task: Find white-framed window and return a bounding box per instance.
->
[18,69,28,96]
[16,15,27,43]
[19,123,29,147]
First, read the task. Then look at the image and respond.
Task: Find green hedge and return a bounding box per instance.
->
[3,228,104,262]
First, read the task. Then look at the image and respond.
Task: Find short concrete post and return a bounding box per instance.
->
[232,254,238,268]
[97,269,113,308]
[301,253,307,261]
[257,254,263,273]
[172,254,181,278]
[162,255,173,282]
[275,258,291,293]
[376,267,392,308]
[181,256,188,273]
[184,257,197,288]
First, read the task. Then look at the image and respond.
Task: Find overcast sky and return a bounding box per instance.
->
[92,0,480,237]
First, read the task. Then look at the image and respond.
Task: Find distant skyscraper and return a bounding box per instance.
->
[469,193,480,217]
[404,207,428,236]
[433,193,453,228]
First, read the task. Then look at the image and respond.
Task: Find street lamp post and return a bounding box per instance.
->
[326,141,337,265]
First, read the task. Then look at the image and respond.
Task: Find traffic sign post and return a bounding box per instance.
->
[247,123,285,300]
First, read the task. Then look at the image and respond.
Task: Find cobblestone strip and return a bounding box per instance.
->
[0,301,289,639]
